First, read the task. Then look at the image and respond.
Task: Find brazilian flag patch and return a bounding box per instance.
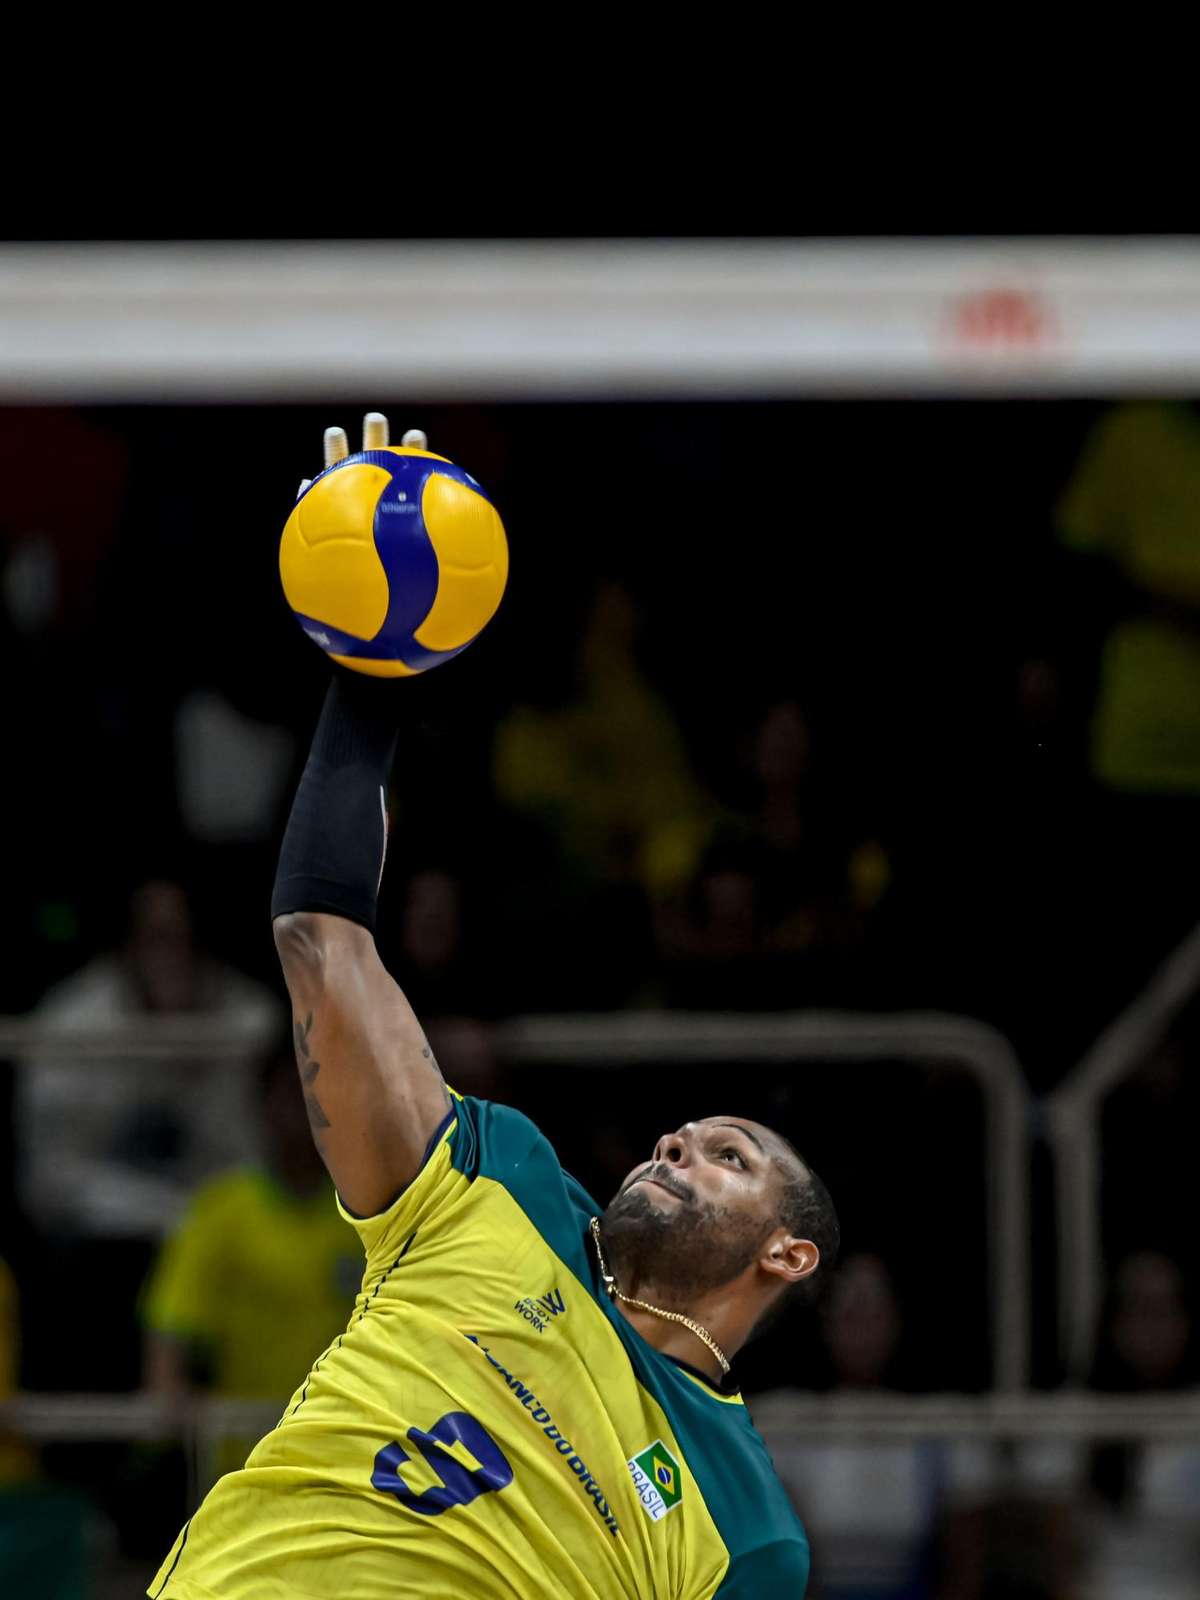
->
[627,1439,684,1521]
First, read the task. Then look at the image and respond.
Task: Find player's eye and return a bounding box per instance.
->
[719,1147,747,1168]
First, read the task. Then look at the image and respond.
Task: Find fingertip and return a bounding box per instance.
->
[323,427,349,469]
[363,412,390,450]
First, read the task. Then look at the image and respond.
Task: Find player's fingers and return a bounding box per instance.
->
[323,426,350,470]
[296,478,313,500]
[317,418,423,476]
[363,412,389,450]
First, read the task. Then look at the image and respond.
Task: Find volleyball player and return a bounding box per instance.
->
[149,420,839,1600]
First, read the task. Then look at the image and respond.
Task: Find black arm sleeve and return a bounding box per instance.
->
[271,675,400,933]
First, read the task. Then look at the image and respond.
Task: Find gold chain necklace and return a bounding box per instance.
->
[589,1216,731,1376]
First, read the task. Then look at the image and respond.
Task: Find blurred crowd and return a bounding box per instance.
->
[0,397,1199,1595]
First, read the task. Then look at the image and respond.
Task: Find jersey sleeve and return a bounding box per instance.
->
[335,1102,466,1271]
[713,1537,810,1598]
[335,1092,599,1284]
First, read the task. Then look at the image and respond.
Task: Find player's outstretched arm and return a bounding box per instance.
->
[273,910,450,1217]
[271,426,450,1218]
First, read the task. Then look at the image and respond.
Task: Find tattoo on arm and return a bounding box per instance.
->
[421,1037,452,1114]
[421,1038,445,1083]
[290,1013,449,1148]
[293,1012,331,1136]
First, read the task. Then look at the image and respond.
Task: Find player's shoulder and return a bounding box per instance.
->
[448,1094,600,1271]
[712,1398,807,1518]
[337,1094,601,1284]
[662,1379,808,1588]
[446,1091,546,1173]
[709,1412,809,1590]
[714,1532,810,1598]
[447,1093,574,1193]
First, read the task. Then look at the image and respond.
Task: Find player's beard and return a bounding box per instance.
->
[598,1178,767,1304]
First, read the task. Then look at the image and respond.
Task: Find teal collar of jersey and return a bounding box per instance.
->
[670,1354,742,1399]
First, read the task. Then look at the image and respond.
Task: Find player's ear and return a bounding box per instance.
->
[761,1233,819,1286]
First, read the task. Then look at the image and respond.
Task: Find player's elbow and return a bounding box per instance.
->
[273,911,373,983]
[273,911,328,985]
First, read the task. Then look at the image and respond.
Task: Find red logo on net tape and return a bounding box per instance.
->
[949,288,1056,350]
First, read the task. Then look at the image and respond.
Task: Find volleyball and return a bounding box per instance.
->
[279,428,508,677]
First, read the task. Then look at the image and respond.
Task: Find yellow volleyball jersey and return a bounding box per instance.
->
[149,1095,810,1599]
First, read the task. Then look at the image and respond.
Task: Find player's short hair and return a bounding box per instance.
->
[754,1135,841,1334]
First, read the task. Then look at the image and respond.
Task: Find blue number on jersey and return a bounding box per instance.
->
[372,1411,514,1515]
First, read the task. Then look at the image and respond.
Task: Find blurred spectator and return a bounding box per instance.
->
[1043,403,1200,990]
[172,689,297,980]
[654,846,782,1010]
[766,1255,941,1600]
[141,1045,359,1475]
[1083,1251,1200,1600]
[389,868,497,1021]
[1090,1251,1197,1399]
[1057,404,1200,799]
[744,701,889,959]
[1097,1020,1200,1275]
[766,1261,1086,1599]
[817,1253,906,1392]
[655,702,888,1009]
[763,1253,1088,1599]
[492,581,713,1007]
[20,878,280,1237]
[935,1251,1200,1600]
[174,690,294,849]
[494,581,715,898]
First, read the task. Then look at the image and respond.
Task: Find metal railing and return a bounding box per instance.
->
[5,1390,1199,1450]
[0,1009,1033,1390]
[0,1015,276,1060]
[1045,919,1200,1379]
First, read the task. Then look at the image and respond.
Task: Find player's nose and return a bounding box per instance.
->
[652,1126,695,1168]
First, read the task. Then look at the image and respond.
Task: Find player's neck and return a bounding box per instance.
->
[610,1298,729,1382]
[609,1276,753,1384]
[591,1220,755,1381]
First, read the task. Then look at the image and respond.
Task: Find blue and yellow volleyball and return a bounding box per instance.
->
[279,445,508,677]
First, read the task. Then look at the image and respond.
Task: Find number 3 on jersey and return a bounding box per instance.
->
[372,1411,514,1515]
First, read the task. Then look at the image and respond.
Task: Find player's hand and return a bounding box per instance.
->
[295,413,429,500]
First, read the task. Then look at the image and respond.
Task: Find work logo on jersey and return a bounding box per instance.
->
[512,1286,566,1334]
[627,1440,683,1521]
